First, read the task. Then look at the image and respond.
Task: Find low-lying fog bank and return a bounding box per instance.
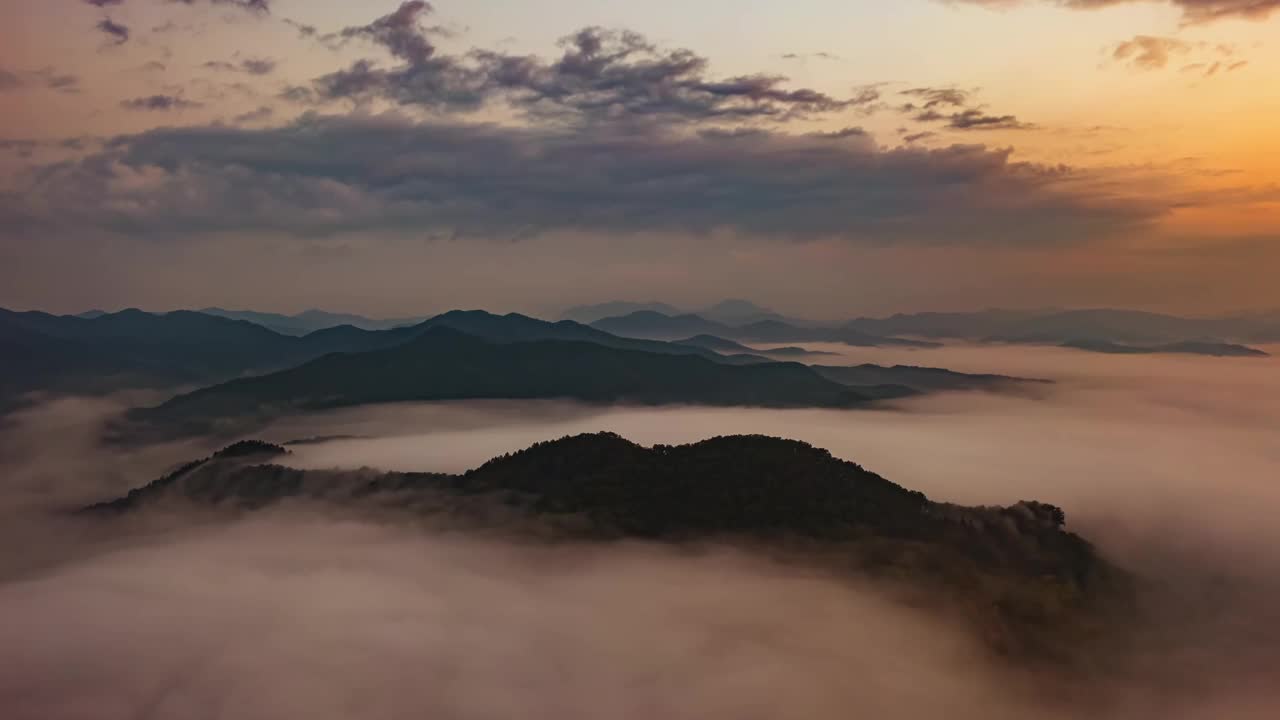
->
[0,345,1277,718]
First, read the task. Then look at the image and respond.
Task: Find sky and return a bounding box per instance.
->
[1,0,1277,319]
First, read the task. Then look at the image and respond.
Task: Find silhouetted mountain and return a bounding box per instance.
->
[699,299,791,326]
[845,308,1280,347]
[813,364,1044,394]
[593,311,937,347]
[1,308,746,409]
[1060,339,1270,358]
[673,334,757,354]
[560,301,683,324]
[200,308,427,336]
[121,328,874,439]
[762,346,837,358]
[676,335,837,360]
[87,433,1135,662]
[593,311,730,339]
[0,308,307,404]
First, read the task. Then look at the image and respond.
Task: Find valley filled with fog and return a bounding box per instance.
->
[1,344,1277,719]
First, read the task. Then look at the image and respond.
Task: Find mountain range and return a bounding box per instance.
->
[563,299,797,326]
[843,308,1280,346]
[196,308,429,336]
[117,328,899,439]
[592,311,938,348]
[5,307,1034,419]
[86,433,1135,663]
[581,303,1278,355]
[0,308,745,410]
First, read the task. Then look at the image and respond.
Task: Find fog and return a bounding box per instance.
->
[1,345,1278,718]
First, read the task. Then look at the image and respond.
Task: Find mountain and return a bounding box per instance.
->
[762,346,837,358]
[813,364,1044,394]
[676,336,836,360]
[593,311,938,347]
[699,299,790,326]
[673,334,758,354]
[87,433,1135,662]
[592,311,731,340]
[120,328,876,439]
[200,308,426,336]
[0,308,740,410]
[844,308,1280,347]
[560,301,682,325]
[1060,339,1270,358]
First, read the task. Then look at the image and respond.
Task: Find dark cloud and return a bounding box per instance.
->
[170,0,272,12]
[12,68,82,94]
[119,94,204,111]
[203,57,277,75]
[948,0,1280,24]
[944,109,1035,130]
[232,105,274,124]
[95,18,131,45]
[0,69,20,91]
[300,2,871,124]
[900,87,1032,131]
[901,87,973,110]
[284,18,318,38]
[4,114,1162,245]
[780,51,842,61]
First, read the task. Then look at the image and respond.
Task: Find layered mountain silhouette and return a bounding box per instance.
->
[676,335,837,359]
[197,308,428,336]
[1059,339,1269,358]
[592,311,937,347]
[119,328,889,438]
[844,308,1280,348]
[580,303,1278,354]
[561,299,792,326]
[86,433,1135,662]
[0,308,749,409]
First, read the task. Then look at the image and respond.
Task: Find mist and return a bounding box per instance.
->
[1,345,1278,718]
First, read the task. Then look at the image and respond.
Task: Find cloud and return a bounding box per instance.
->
[299,3,871,125]
[119,94,204,111]
[1109,35,1247,76]
[95,18,131,45]
[947,0,1280,24]
[1111,35,1192,70]
[2,68,82,94]
[900,87,973,110]
[203,57,277,75]
[170,0,272,11]
[3,113,1163,245]
[898,87,1033,131]
[0,69,21,91]
[232,105,274,124]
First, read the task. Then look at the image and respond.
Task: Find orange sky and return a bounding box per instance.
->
[0,0,1277,315]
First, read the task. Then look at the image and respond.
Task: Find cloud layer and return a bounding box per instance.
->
[4,114,1162,244]
[951,0,1280,24]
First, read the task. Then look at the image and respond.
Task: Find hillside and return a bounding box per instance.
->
[121,329,874,438]
[87,433,1135,663]
[0,308,732,408]
[844,308,1280,346]
[1060,339,1270,358]
[813,363,1043,394]
[593,311,937,347]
